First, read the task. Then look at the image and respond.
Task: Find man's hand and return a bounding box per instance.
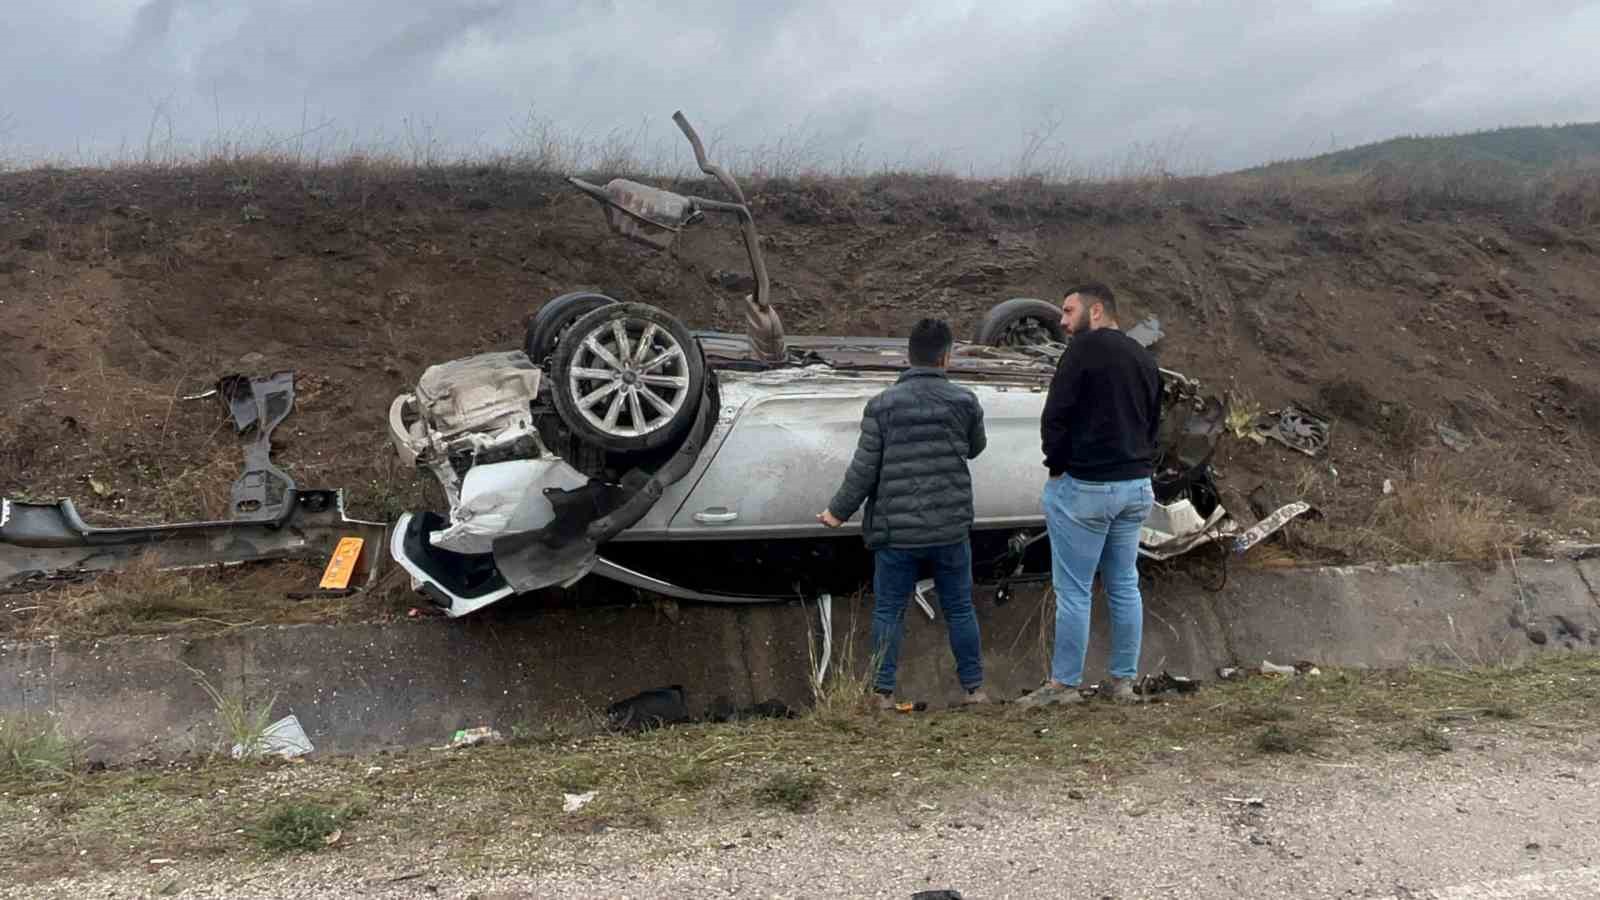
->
[816,509,843,528]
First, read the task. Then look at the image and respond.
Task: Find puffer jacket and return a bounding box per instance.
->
[826,367,987,550]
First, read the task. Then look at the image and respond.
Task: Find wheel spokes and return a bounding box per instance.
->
[627,388,647,432]
[602,392,625,429]
[639,346,684,373]
[610,320,633,364]
[638,385,677,417]
[579,380,622,410]
[570,314,692,438]
[583,335,624,371]
[633,323,660,364]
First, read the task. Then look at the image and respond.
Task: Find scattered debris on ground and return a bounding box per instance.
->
[231,714,314,761]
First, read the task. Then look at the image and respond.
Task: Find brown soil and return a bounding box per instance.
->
[2,162,1598,604]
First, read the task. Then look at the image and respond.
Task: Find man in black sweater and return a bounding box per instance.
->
[1018,282,1161,707]
[818,318,990,709]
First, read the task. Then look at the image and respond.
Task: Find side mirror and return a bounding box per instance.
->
[568,177,702,251]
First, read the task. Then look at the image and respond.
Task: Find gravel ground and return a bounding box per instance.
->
[9,731,1598,900]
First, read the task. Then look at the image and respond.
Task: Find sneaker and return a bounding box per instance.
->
[873,691,896,711]
[1102,676,1144,704]
[962,688,991,706]
[1014,682,1084,708]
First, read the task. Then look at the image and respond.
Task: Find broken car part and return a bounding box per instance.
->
[1133,671,1200,697]
[1233,501,1315,555]
[569,110,784,364]
[0,489,386,588]
[812,592,834,692]
[218,371,298,522]
[1252,405,1332,457]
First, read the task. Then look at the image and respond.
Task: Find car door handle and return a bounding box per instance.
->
[692,509,739,524]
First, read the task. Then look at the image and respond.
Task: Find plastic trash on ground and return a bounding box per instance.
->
[232,714,314,760]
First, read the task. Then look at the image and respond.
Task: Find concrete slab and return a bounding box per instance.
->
[4,557,1599,761]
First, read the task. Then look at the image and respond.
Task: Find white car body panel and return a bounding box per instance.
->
[620,370,1050,541]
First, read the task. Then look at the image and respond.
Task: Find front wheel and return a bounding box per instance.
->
[550,303,707,453]
[974,297,1066,348]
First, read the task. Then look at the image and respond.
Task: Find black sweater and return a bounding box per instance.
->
[1041,328,1162,481]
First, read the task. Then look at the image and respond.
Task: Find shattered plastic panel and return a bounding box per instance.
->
[428,457,590,555]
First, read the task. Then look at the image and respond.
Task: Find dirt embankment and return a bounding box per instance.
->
[2,163,1598,570]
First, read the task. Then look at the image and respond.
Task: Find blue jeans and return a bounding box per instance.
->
[870,540,984,693]
[1042,473,1155,686]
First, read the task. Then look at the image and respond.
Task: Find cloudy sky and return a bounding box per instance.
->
[3,1,1599,174]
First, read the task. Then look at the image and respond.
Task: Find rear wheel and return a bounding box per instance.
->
[975,297,1066,348]
[524,291,620,365]
[550,303,706,453]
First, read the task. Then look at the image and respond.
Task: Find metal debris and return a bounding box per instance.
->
[1233,501,1315,555]
[1,490,386,589]
[219,371,298,522]
[1252,406,1331,456]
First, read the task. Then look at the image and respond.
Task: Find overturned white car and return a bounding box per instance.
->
[386,112,1286,617]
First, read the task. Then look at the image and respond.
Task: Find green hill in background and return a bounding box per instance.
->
[1244,122,1600,176]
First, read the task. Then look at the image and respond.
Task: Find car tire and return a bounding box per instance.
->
[974,297,1067,348]
[550,303,707,453]
[524,291,620,366]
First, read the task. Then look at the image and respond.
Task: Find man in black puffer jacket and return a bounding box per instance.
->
[818,318,989,708]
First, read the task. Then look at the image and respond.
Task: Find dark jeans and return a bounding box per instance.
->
[870,540,984,694]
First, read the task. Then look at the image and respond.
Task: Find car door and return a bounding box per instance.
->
[665,375,1049,538]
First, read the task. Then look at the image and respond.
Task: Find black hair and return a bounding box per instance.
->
[908,317,954,366]
[1066,281,1118,319]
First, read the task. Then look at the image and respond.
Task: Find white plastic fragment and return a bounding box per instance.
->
[231,714,313,760]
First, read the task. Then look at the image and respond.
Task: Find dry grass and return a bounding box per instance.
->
[6,120,1600,227]
[31,554,233,634]
[1296,452,1520,563]
[805,594,887,724]
[5,554,374,641]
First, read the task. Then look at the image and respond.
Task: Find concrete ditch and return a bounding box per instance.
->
[2,556,1597,762]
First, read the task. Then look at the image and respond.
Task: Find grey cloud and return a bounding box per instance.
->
[3,1,1598,172]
